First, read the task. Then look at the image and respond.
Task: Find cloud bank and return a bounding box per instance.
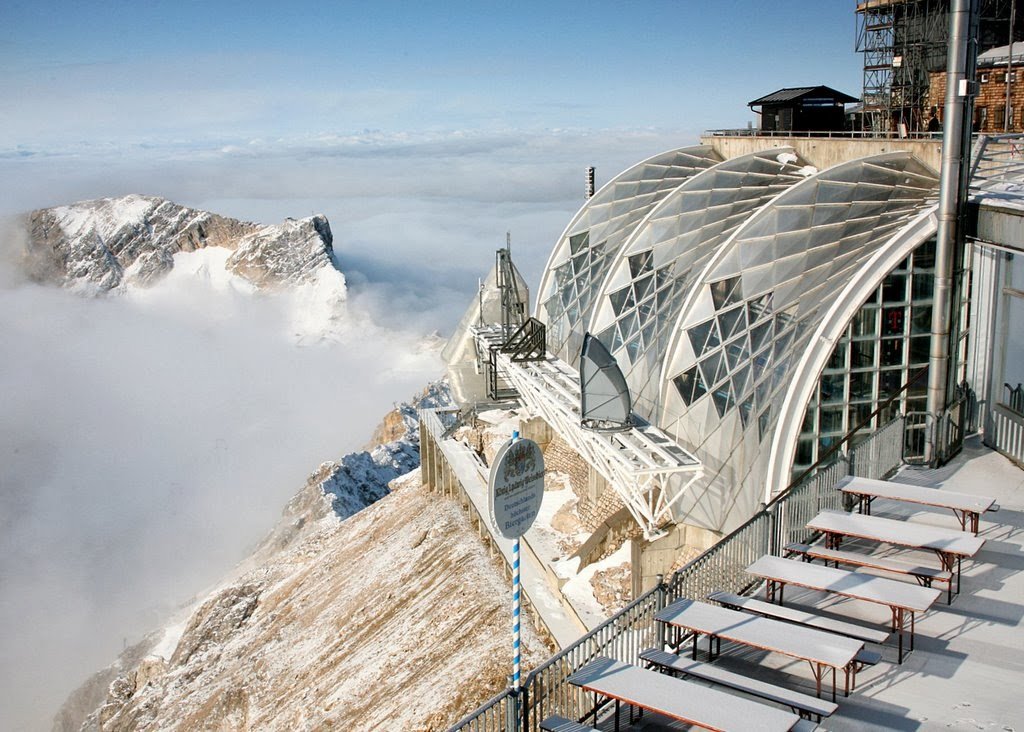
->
[0,127,697,729]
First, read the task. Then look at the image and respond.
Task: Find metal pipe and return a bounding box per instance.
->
[1007,1,1017,132]
[927,0,978,459]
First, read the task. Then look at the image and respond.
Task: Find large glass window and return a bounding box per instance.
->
[792,237,941,475]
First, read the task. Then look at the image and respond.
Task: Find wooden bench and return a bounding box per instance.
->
[786,543,951,587]
[640,648,838,722]
[709,590,890,647]
[539,714,600,732]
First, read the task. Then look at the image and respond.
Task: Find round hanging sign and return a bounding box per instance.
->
[488,437,545,539]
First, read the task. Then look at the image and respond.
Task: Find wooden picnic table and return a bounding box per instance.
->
[805,509,984,601]
[836,475,996,534]
[566,655,803,732]
[747,555,941,663]
[654,598,863,701]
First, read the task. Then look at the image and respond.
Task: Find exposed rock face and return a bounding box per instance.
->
[22,195,339,293]
[55,383,543,732]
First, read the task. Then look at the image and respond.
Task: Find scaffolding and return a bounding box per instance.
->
[856,0,1016,134]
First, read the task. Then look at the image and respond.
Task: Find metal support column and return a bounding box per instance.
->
[928,0,979,461]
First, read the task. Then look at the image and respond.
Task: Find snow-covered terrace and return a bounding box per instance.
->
[570,437,1024,731]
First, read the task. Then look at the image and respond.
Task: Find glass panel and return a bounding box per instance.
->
[849,371,873,400]
[699,353,721,387]
[712,387,730,417]
[880,338,904,367]
[673,366,707,406]
[819,407,844,433]
[850,340,875,369]
[625,337,641,363]
[911,272,934,301]
[802,405,816,431]
[820,373,845,404]
[610,287,630,315]
[725,338,748,371]
[751,320,773,352]
[795,438,814,466]
[739,399,753,427]
[911,306,932,334]
[710,276,742,311]
[913,238,936,269]
[848,402,873,430]
[634,274,654,302]
[628,250,653,277]
[759,406,773,441]
[826,341,848,370]
[718,305,747,341]
[688,319,715,354]
[879,368,902,395]
[882,307,905,336]
[882,274,907,303]
[569,231,589,255]
[852,308,877,337]
[909,335,930,364]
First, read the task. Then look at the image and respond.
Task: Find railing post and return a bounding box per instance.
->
[505,681,520,732]
[655,573,666,649]
[765,501,779,557]
[520,684,529,732]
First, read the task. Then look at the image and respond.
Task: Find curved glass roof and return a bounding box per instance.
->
[587,148,816,419]
[533,146,941,532]
[658,152,939,529]
[536,145,721,366]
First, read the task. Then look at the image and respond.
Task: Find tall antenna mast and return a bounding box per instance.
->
[497,233,525,340]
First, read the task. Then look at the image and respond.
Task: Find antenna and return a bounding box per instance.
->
[496,234,525,340]
[477,278,485,327]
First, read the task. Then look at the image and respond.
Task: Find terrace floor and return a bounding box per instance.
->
[587,436,1024,731]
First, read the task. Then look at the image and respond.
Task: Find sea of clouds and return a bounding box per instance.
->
[0,127,695,729]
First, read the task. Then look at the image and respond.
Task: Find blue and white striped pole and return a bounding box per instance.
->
[511,430,522,697]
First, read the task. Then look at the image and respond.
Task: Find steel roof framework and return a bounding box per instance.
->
[473,325,702,539]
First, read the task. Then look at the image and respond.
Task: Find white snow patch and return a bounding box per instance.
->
[559,541,632,627]
[797,165,818,177]
[52,194,156,240]
[287,265,348,345]
[150,619,188,661]
[776,152,798,166]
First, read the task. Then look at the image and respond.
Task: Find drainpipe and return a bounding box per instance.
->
[1006,2,1016,132]
[927,0,978,462]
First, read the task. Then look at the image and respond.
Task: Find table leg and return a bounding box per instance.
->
[692,632,698,661]
[809,662,822,699]
[614,698,620,732]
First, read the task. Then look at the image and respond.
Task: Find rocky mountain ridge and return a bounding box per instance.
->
[22,194,341,293]
[55,383,550,732]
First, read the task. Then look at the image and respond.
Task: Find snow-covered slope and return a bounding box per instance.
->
[57,383,553,732]
[23,194,341,295]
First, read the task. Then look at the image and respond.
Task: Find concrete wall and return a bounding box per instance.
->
[631,522,721,599]
[700,134,942,173]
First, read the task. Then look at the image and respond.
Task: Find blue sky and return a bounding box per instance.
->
[0,5,866,727]
[2,0,863,150]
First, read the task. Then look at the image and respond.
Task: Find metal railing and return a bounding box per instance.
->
[446,688,516,732]
[518,589,665,732]
[444,353,962,730]
[446,410,911,731]
[905,380,975,466]
[666,511,773,602]
[1005,382,1024,415]
[703,128,945,141]
[969,133,1024,195]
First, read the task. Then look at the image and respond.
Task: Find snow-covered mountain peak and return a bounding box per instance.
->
[23,195,341,295]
